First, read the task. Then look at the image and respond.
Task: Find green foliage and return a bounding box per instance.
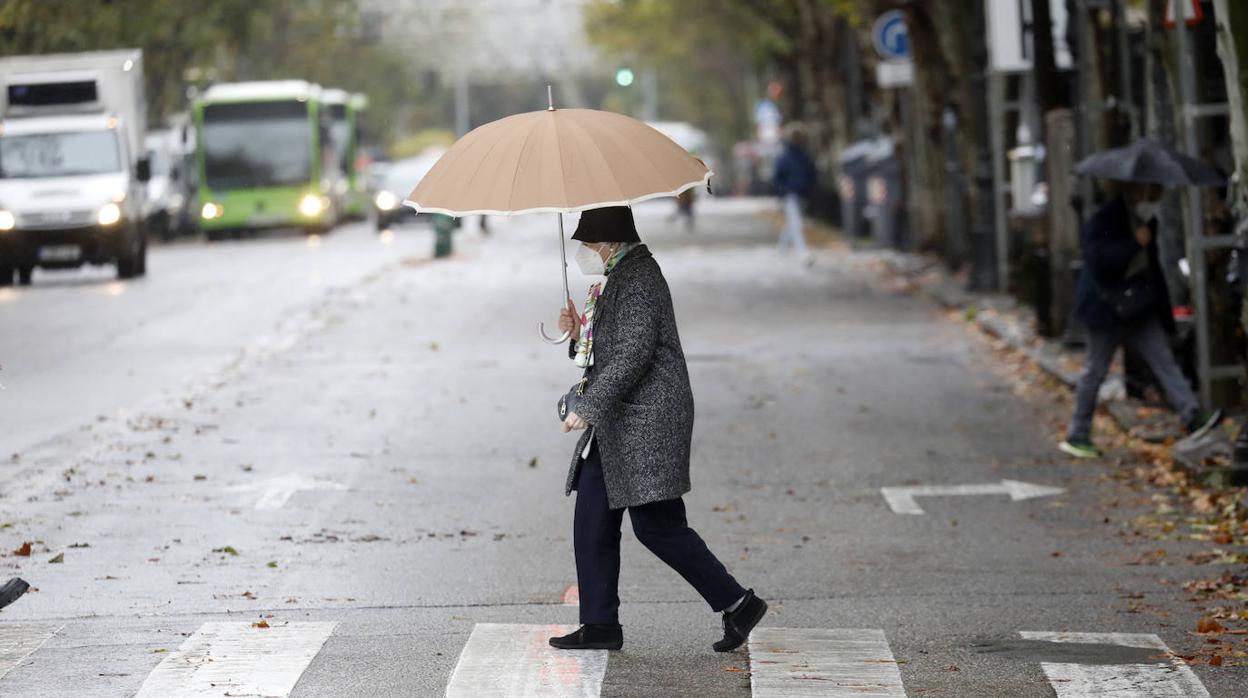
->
[0,0,420,148]
[389,129,456,159]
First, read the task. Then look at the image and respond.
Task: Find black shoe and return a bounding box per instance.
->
[0,578,29,611]
[549,623,623,650]
[713,589,768,652]
[1186,409,1223,439]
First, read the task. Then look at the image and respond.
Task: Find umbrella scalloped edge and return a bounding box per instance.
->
[402,170,714,217]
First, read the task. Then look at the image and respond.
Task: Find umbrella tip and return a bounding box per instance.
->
[547,84,554,111]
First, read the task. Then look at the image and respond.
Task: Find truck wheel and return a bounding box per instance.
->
[16,266,33,286]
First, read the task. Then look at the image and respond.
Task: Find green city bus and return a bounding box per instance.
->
[193,80,338,239]
[322,89,369,220]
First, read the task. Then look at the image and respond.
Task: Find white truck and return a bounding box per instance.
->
[0,49,150,285]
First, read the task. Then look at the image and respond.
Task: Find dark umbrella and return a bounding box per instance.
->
[1074,139,1225,187]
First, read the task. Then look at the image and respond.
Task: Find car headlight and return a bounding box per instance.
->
[201,202,223,220]
[0,210,14,232]
[374,191,398,211]
[299,194,325,217]
[98,203,122,226]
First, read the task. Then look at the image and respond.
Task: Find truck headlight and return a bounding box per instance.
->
[201,202,223,220]
[98,203,122,226]
[0,210,14,231]
[374,191,398,211]
[299,194,325,217]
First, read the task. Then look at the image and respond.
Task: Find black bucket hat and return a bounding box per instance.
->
[571,206,641,243]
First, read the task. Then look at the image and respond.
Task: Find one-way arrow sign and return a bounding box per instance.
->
[881,479,1064,515]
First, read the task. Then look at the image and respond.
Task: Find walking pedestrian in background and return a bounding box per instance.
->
[1060,183,1221,458]
[550,206,767,653]
[772,124,817,265]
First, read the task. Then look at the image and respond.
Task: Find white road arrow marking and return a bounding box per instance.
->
[1021,631,1210,698]
[881,479,1064,515]
[229,474,348,510]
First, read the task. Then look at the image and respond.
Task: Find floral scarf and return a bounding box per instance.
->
[574,243,637,367]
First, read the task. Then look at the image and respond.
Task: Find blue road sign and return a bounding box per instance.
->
[872,10,910,61]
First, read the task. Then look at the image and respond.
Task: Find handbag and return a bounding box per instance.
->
[1102,273,1156,325]
[558,374,588,422]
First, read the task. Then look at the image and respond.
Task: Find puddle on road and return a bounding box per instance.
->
[970,639,1162,665]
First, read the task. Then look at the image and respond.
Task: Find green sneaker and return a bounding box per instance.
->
[1185,409,1223,439]
[1059,439,1101,459]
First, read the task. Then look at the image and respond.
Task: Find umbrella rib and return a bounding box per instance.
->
[454,118,522,212]
[581,112,696,201]
[552,112,571,208]
[505,116,546,212]
[562,115,629,204]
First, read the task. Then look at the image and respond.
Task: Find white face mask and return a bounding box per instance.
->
[575,244,606,276]
[1134,200,1161,223]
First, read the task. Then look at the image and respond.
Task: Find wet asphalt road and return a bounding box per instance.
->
[0,200,1242,696]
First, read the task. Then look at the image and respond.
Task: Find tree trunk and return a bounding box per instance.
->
[901,2,955,255]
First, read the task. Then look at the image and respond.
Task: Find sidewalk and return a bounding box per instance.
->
[852,241,1241,481]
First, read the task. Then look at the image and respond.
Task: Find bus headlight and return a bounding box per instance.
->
[201,202,223,220]
[374,191,398,211]
[98,203,122,226]
[0,210,15,231]
[299,194,325,217]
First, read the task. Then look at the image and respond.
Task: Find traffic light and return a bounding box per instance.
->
[615,68,635,87]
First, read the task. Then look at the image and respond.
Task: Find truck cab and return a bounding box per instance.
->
[0,50,150,285]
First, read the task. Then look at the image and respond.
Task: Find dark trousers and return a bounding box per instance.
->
[1066,317,1199,442]
[573,441,745,625]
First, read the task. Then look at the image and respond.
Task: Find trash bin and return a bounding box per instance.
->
[433,214,455,258]
[862,142,904,250]
[836,138,881,239]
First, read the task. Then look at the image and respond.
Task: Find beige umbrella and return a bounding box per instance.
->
[404,88,712,343]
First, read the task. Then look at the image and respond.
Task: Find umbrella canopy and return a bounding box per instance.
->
[404,108,712,216]
[1074,139,1224,187]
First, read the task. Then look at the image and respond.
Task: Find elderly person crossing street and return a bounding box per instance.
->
[549,206,767,653]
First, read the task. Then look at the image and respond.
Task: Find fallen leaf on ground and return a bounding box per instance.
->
[1198,618,1226,634]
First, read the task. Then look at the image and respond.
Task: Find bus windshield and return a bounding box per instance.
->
[0,130,122,179]
[202,101,311,189]
[327,103,350,175]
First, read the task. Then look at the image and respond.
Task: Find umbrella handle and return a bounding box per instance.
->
[539,323,571,345]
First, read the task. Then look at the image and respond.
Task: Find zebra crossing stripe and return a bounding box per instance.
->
[134,621,336,697]
[748,627,907,697]
[445,623,607,698]
[1020,631,1211,698]
[0,623,60,680]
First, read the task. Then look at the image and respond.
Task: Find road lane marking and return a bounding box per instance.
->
[748,627,906,697]
[0,623,61,680]
[1020,631,1210,697]
[881,479,1064,514]
[445,623,607,698]
[134,621,336,697]
[229,474,348,510]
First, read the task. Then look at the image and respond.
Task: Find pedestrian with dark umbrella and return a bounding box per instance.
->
[1060,181,1221,458]
[550,206,767,652]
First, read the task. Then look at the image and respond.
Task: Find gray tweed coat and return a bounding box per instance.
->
[565,244,694,509]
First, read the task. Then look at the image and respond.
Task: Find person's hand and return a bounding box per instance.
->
[563,412,587,432]
[558,298,581,337]
[1134,225,1152,247]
